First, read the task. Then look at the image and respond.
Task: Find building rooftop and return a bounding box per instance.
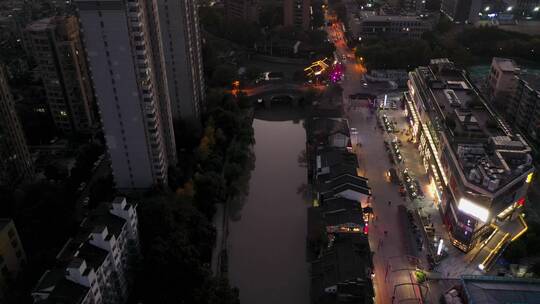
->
[33,269,89,304]
[26,17,55,32]
[411,59,533,193]
[308,197,365,240]
[32,197,135,303]
[311,234,373,304]
[491,57,520,73]
[361,14,424,22]
[316,147,357,170]
[319,173,371,197]
[315,147,359,182]
[82,202,127,238]
[320,197,364,228]
[519,73,540,93]
[309,117,350,141]
[461,275,540,304]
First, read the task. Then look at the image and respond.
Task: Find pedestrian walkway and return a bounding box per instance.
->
[349,107,426,304]
[382,108,485,280]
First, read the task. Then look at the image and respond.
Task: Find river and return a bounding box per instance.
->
[228,109,310,304]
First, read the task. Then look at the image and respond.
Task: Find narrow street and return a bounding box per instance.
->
[324,13,425,304]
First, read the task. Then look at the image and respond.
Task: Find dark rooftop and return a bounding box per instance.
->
[33,270,89,304]
[519,73,540,93]
[461,275,540,304]
[45,278,88,304]
[309,117,350,142]
[319,174,371,196]
[314,147,359,183]
[311,234,373,304]
[308,198,365,241]
[82,203,127,238]
[321,197,364,228]
[316,147,358,170]
[75,242,109,271]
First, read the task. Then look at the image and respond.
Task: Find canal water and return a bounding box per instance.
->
[228,108,310,304]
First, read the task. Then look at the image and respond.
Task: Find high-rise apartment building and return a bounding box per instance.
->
[0,65,34,186]
[486,58,540,146]
[26,16,97,134]
[407,59,534,270]
[75,0,178,190]
[508,74,540,145]
[487,57,520,108]
[32,197,139,304]
[224,0,260,23]
[0,219,27,300]
[441,0,482,23]
[145,0,206,121]
[284,0,311,30]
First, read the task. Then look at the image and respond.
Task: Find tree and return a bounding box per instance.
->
[134,194,230,304]
[193,171,226,218]
[244,66,262,81]
[44,162,68,181]
[88,174,115,205]
[210,64,237,87]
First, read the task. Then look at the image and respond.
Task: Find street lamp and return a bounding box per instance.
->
[484,6,490,12]
[534,6,540,12]
[507,6,513,11]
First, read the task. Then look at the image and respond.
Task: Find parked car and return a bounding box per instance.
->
[82,196,90,207]
[387,168,399,184]
[77,182,87,192]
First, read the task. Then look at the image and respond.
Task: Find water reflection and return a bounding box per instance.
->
[228,106,310,304]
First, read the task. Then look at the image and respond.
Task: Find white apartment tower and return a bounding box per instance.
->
[147,0,206,120]
[75,0,177,189]
[32,197,140,304]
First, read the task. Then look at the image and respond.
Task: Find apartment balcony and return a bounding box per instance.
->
[142,88,153,99]
[131,30,144,38]
[135,47,147,57]
[128,10,142,19]
[134,38,145,47]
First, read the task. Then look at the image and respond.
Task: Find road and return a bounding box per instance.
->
[324,10,425,304]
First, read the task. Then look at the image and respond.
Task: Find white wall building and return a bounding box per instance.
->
[487,57,520,105]
[149,0,206,121]
[75,0,176,190]
[32,197,139,304]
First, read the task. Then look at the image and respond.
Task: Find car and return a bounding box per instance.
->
[77,182,87,192]
[82,196,90,207]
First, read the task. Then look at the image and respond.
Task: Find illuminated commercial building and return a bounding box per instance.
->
[406,59,534,269]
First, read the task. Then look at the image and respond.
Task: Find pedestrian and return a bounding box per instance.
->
[388,201,392,206]
[384,230,388,236]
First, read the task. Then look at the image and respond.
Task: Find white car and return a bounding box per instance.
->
[77,182,87,192]
[82,196,90,207]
